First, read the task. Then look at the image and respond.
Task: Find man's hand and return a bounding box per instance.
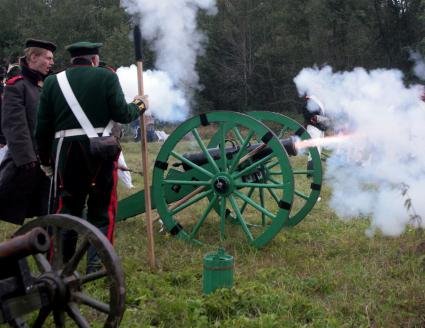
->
[20,161,38,170]
[132,95,149,114]
[310,114,332,132]
[40,164,53,177]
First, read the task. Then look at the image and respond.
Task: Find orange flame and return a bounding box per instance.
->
[295,134,352,150]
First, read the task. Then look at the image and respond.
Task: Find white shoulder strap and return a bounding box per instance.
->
[102,120,114,137]
[57,71,98,138]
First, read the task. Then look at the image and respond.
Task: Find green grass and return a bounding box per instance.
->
[2,141,425,327]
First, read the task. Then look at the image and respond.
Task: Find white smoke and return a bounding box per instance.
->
[119,0,217,121]
[117,66,188,122]
[294,66,425,236]
[410,51,425,80]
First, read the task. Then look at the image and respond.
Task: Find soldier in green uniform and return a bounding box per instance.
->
[35,42,147,267]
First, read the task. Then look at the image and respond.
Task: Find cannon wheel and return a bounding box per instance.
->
[13,214,125,328]
[207,112,322,228]
[152,111,294,248]
[248,111,322,227]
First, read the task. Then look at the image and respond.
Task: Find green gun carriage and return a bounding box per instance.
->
[0,111,322,327]
[117,111,323,248]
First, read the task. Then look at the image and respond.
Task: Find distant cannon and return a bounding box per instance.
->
[0,215,125,328]
[117,111,323,249]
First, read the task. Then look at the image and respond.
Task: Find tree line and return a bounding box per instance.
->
[1,0,424,116]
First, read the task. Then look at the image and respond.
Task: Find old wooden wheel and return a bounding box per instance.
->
[13,214,125,328]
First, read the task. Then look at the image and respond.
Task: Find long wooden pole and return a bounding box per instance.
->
[134,25,156,270]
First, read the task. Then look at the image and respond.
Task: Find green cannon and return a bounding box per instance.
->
[117,111,323,248]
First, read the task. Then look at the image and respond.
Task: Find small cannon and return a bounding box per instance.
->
[179,136,298,171]
[117,111,323,248]
[0,215,125,328]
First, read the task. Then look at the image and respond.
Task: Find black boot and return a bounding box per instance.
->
[62,229,78,263]
[86,226,109,274]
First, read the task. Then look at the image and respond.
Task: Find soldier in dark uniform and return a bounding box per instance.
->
[302,95,332,177]
[0,39,56,224]
[35,42,147,269]
[0,64,22,148]
[0,66,5,148]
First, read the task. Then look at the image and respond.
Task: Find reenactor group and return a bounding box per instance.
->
[0,39,148,271]
[0,38,332,273]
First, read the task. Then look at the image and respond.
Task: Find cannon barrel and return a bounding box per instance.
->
[0,227,50,261]
[182,136,297,170]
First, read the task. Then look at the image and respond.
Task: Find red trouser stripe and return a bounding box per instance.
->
[106,159,119,243]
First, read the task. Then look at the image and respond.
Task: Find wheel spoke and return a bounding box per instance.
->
[66,303,91,328]
[268,170,283,175]
[32,306,52,328]
[157,186,207,222]
[80,268,108,285]
[53,309,65,327]
[219,124,228,171]
[239,187,256,215]
[266,186,280,204]
[229,130,255,173]
[73,291,110,314]
[171,150,214,178]
[267,176,281,185]
[62,236,89,276]
[51,226,63,271]
[190,194,218,239]
[295,189,309,200]
[231,126,245,144]
[233,190,276,220]
[170,189,213,215]
[259,187,266,226]
[236,182,286,189]
[266,160,279,170]
[293,169,313,175]
[277,126,289,139]
[229,195,254,242]
[232,152,274,179]
[163,179,210,187]
[34,253,51,273]
[192,128,220,173]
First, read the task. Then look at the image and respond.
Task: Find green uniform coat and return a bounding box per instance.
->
[35,60,140,232]
[36,62,140,163]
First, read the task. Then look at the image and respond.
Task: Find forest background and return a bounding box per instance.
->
[1,0,424,116]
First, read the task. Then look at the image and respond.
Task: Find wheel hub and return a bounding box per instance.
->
[212,174,233,196]
[39,272,69,305]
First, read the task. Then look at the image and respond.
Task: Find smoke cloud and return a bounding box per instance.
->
[117,66,188,122]
[294,66,425,236]
[119,0,217,121]
[410,51,425,80]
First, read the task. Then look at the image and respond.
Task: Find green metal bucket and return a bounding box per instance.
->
[203,249,234,294]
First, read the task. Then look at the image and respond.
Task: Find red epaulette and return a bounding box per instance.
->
[6,75,24,86]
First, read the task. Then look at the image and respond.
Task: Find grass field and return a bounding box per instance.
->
[1,140,425,327]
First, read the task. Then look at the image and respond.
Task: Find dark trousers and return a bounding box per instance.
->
[55,141,118,241]
[0,154,50,224]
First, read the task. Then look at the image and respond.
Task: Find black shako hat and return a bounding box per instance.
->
[25,39,57,52]
[65,42,103,57]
